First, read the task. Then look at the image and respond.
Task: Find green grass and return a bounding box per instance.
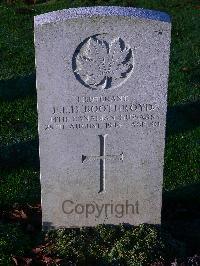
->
[45,224,185,265]
[0,168,40,207]
[0,96,37,143]
[0,223,31,265]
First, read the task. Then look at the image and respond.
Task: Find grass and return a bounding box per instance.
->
[45,224,185,265]
[0,168,40,207]
[0,0,199,264]
[0,223,31,265]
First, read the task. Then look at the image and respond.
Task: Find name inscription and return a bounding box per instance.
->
[44,95,160,131]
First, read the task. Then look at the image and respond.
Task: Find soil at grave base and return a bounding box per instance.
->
[0,202,200,265]
[0,203,41,231]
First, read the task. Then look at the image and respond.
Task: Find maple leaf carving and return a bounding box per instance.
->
[73,34,133,90]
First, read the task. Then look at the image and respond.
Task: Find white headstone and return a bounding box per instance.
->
[34,6,171,229]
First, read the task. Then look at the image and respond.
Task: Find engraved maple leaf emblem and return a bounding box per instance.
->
[73,34,133,90]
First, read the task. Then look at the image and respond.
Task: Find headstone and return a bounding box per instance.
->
[34,6,171,229]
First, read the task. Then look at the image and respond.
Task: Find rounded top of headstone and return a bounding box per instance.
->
[34,6,171,27]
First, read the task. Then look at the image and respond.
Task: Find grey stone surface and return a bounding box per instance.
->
[34,6,171,229]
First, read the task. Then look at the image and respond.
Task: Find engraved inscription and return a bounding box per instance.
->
[44,96,161,131]
[82,134,123,193]
[73,34,133,90]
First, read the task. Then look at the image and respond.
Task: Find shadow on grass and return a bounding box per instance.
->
[0,72,36,101]
[162,184,200,253]
[166,100,200,136]
[163,184,200,211]
[0,138,39,170]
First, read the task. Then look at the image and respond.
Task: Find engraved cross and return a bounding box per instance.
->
[82,134,123,193]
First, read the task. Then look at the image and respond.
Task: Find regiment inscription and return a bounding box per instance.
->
[45,95,160,131]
